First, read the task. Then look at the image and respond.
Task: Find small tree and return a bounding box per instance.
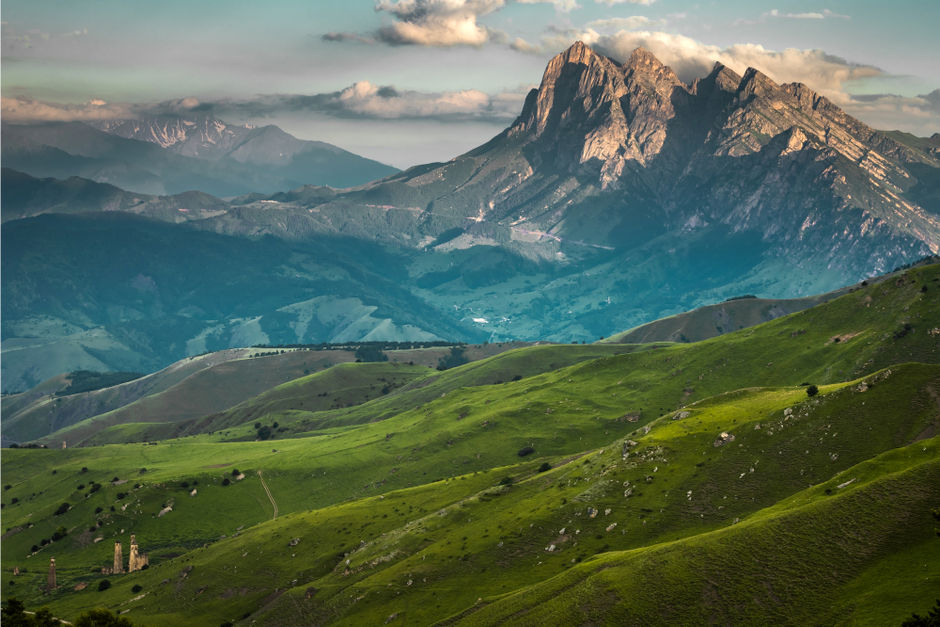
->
[97,579,111,591]
[806,385,819,397]
[76,607,135,626]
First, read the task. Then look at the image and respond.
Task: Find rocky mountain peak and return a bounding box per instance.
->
[738,67,781,99]
[623,47,682,93]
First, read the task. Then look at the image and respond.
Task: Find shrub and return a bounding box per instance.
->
[894,323,913,339]
[53,502,70,516]
[51,526,68,542]
[98,579,111,591]
[538,462,552,472]
[75,607,135,627]
[131,584,142,593]
[231,469,240,477]
[498,476,514,486]
[221,478,231,486]
[806,385,819,397]
[517,446,535,457]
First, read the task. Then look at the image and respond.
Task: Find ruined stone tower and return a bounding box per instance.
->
[128,534,148,571]
[47,558,56,591]
[113,541,124,574]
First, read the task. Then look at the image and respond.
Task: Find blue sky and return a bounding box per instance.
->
[3,0,938,167]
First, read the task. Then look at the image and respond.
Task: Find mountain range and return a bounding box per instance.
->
[1,116,398,197]
[2,42,939,392]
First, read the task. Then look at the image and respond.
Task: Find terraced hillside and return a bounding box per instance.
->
[1,263,938,625]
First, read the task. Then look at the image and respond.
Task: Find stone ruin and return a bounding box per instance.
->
[103,534,149,575]
[47,558,56,592]
[128,534,149,571]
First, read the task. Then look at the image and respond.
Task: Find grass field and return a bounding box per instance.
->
[1,263,938,625]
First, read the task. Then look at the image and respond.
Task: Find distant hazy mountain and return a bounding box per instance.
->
[1,117,397,196]
[88,115,398,186]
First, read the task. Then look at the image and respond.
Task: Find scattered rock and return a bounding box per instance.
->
[713,432,735,447]
[836,478,856,489]
[674,411,691,420]
[158,505,173,517]
[288,538,301,547]
[74,582,88,591]
[605,522,617,532]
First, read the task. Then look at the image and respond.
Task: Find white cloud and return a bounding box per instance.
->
[1,82,529,126]
[595,0,656,6]
[1,97,135,121]
[517,0,581,12]
[766,8,849,20]
[588,16,653,31]
[374,0,505,46]
[593,30,881,102]
[313,80,526,120]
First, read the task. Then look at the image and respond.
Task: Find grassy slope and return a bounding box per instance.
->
[6,363,932,625]
[1,264,938,624]
[601,292,840,344]
[453,443,939,626]
[31,343,532,447]
[3,349,259,444]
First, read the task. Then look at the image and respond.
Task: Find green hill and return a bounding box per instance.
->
[1,263,938,625]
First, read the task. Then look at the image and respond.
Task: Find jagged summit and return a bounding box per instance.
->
[380,39,939,275]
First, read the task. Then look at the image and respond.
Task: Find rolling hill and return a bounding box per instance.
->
[1,261,937,625]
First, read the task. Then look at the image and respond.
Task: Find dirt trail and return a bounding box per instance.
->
[257,470,278,520]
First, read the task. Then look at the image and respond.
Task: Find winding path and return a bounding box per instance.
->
[257,470,278,520]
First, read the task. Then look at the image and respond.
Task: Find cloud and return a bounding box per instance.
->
[735,8,850,26]
[1,22,88,53]
[595,0,656,6]
[587,16,653,31]
[592,30,881,101]
[245,81,526,122]
[517,0,581,12]
[0,97,135,122]
[839,91,940,135]
[374,0,505,47]
[765,8,849,20]
[1,83,529,126]
[322,31,376,44]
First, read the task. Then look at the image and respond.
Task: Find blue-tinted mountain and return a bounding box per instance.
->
[1,117,397,196]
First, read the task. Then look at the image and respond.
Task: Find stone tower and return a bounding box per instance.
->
[113,541,124,574]
[47,558,56,591]
[128,534,148,571]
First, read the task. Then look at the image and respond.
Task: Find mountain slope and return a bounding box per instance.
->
[172,42,939,341]
[89,115,399,189]
[1,118,397,196]
[1,212,484,392]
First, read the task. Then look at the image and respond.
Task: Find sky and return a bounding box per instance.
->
[2,0,939,168]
